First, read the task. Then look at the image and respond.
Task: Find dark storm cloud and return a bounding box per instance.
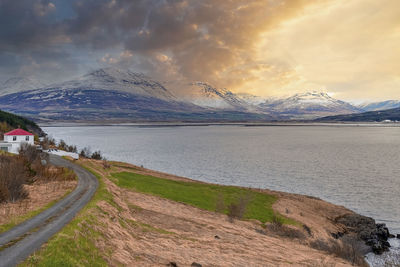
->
[0,0,64,51]
[0,0,317,88]
[61,0,316,88]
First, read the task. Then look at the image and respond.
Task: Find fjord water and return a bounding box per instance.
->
[43,125,400,233]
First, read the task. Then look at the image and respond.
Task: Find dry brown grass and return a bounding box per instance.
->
[310,237,368,267]
[266,216,307,240]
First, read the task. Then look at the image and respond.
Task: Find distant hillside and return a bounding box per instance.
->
[315,107,400,122]
[358,100,400,111]
[0,109,43,136]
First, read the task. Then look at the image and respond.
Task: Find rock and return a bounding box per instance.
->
[167,262,178,267]
[397,234,400,239]
[191,263,202,267]
[214,235,220,239]
[331,232,344,239]
[336,214,392,255]
[375,224,390,240]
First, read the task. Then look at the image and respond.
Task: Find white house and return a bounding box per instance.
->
[0,129,34,154]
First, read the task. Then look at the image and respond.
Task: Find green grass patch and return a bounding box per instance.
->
[21,163,112,267]
[112,172,294,224]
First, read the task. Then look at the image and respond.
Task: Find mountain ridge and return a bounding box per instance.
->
[0,77,47,96]
[0,67,391,122]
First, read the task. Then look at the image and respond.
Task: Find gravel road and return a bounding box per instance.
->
[0,155,98,267]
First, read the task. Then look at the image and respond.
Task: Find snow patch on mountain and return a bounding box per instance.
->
[184,82,262,112]
[235,93,267,105]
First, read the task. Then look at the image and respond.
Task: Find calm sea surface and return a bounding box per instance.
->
[43,125,400,234]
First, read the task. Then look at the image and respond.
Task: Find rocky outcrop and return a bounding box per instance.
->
[336,214,393,254]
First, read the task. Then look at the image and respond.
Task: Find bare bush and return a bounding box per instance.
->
[40,136,56,149]
[310,237,368,266]
[227,194,252,222]
[102,159,111,169]
[19,143,41,164]
[264,214,307,239]
[215,194,225,213]
[267,219,306,240]
[303,224,313,237]
[271,214,284,227]
[0,156,28,203]
[35,166,76,182]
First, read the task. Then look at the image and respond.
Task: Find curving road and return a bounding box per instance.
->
[0,155,98,267]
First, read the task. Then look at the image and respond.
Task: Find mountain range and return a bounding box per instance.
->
[0,68,398,122]
[358,100,400,111]
[316,107,400,122]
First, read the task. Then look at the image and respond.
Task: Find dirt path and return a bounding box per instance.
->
[0,155,98,267]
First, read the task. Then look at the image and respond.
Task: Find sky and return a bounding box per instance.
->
[0,0,399,102]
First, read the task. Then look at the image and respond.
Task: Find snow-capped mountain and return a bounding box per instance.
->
[235,93,267,106]
[358,100,400,111]
[0,68,366,121]
[258,91,362,119]
[184,82,263,112]
[0,68,272,122]
[0,68,205,121]
[0,77,46,96]
[47,67,176,101]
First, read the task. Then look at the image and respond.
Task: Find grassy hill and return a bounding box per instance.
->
[0,109,43,136]
[315,107,400,122]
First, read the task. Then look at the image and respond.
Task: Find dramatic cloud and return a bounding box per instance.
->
[0,0,399,100]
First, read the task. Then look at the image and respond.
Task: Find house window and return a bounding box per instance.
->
[13,136,16,141]
[26,136,29,141]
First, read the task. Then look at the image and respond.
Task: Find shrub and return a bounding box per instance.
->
[91,150,103,160]
[303,224,312,237]
[310,237,368,266]
[215,194,225,213]
[227,194,251,222]
[0,156,28,203]
[58,139,67,150]
[102,159,111,169]
[79,147,91,158]
[19,143,41,165]
[271,214,284,227]
[265,214,306,239]
[67,145,77,153]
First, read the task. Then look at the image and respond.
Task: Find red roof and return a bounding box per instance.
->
[4,129,34,136]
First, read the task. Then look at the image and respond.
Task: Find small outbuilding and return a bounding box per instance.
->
[0,129,34,154]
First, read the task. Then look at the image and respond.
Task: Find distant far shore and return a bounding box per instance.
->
[39,121,400,128]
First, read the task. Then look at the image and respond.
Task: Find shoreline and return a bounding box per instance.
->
[113,159,400,267]
[40,121,400,128]
[102,159,399,259]
[119,161,400,252]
